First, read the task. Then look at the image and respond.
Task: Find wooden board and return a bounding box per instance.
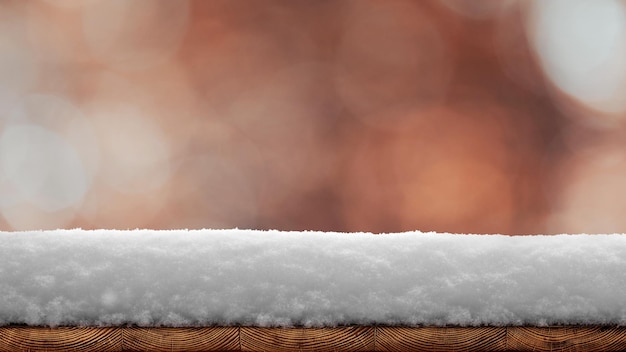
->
[375,326,507,351]
[2,326,626,352]
[507,326,626,352]
[240,326,375,352]
[0,327,121,352]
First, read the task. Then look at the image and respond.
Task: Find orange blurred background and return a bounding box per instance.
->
[1,0,626,234]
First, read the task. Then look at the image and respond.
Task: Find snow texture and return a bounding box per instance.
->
[0,229,625,327]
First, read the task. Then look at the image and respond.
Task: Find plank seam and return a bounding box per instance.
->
[373,325,377,352]
[504,326,509,351]
[238,325,241,352]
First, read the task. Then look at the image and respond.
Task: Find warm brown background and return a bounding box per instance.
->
[1,0,625,235]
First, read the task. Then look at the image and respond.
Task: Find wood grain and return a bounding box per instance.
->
[507,326,626,352]
[122,327,239,351]
[240,326,375,352]
[0,326,121,352]
[376,326,507,352]
[2,326,626,351]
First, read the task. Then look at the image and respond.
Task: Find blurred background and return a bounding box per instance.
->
[1,0,626,234]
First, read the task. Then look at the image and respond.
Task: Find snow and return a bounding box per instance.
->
[0,229,625,327]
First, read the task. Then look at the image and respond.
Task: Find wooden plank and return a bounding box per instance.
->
[240,326,375,352]
[375,326,508,352]
[2,326,626,351]
[122,326,239,352]
[506,326,626,352]
[0,326,121,352]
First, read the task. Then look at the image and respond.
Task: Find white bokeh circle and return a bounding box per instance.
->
[526,0,626,116]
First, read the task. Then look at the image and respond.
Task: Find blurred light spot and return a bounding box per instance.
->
[341,106,515,234]
[8,94,100,182]
[79,184,168,230]
[0,204,77,231]
[227,63,339,214]
[228,63,325,159]
[0,13,38,115]
[82,0,190,71]
[8,93,82,126]
[402,158,512,232]
[0,125,87,211]
[493,4,544,93]
[89,103,171,194]
[75,72,172,228]
[195,29,299,112]
[548,147,626,233]
[25,1,90,65]
[65,118,100,181]
[41,0,87,10]
[160,116,265,229]
[117,64,201,159]
[91,71,141,101]
[441,0,516,19]
[166,154,258,229]
[0,124,88,230]
[334,0,451,125]
[526,0,626,116]
[1,93,98,230]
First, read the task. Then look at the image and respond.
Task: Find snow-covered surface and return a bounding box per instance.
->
[0,229,625,327]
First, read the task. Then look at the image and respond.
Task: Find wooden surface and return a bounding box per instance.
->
[2,326,626,351]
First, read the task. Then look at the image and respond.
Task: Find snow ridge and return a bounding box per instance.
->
[0,229,624,327]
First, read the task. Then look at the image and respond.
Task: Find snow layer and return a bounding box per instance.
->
[0,229,625,327]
